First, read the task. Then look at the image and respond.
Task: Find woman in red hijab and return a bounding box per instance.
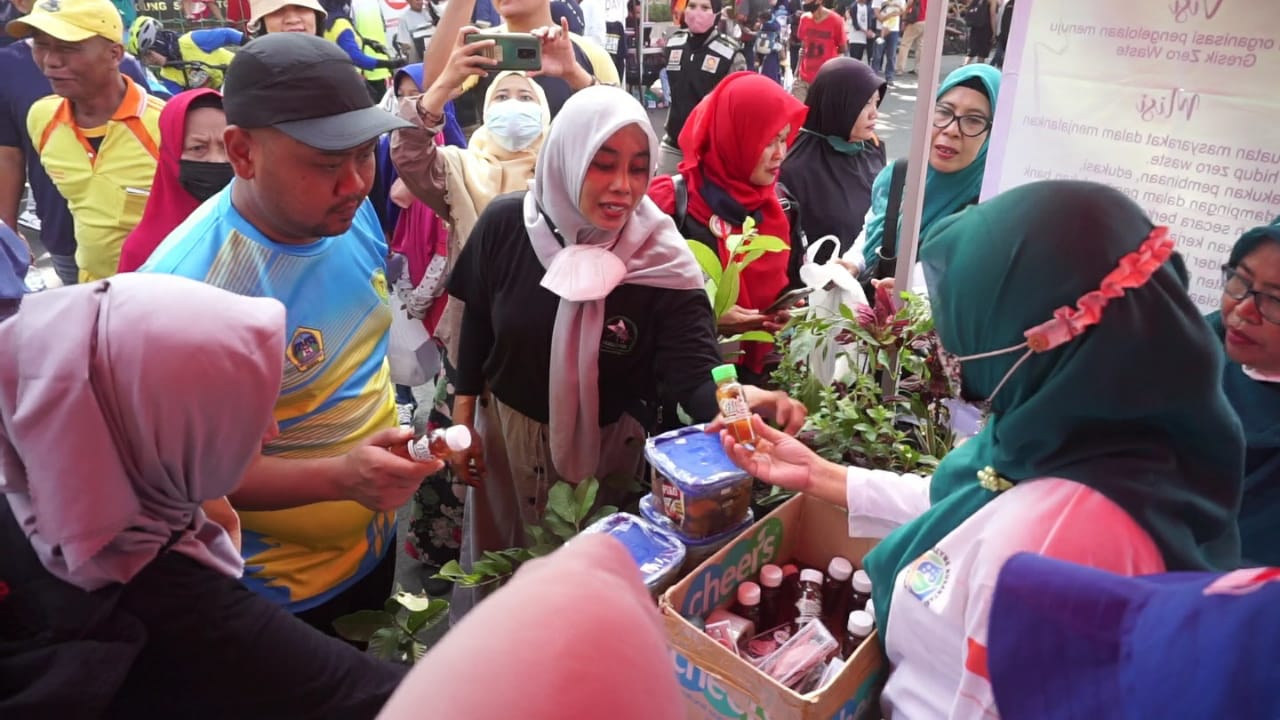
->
[649,72,808,380]
[118,89,234,273]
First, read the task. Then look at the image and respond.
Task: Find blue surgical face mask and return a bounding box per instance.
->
[484,99,543,153]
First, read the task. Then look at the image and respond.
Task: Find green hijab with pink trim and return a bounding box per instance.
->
[862,181,1245,641]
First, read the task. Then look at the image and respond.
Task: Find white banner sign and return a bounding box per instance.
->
[983,0,1280,310]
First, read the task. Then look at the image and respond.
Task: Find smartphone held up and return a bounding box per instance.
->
[465,31,542,72]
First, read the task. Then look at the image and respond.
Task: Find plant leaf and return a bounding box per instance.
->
[332,610,394,643]
[406,598,450,633]
[745,234,789,253]
[547,481,577,524]
[573,477,600,523]
[736,330,776,343]
[411,641,429,663]
[687,239,724,283]
[433,560,469,582]
[368,626,401,661]
[394,591,435,613]
[482,551,514,575]
[543,512,578,540]
[714,263,741,319]
[587,504,619,525]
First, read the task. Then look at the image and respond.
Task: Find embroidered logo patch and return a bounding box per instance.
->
[601,315,638,354]
[904,548,950,606]
[700,55,721,73]
[287,327,325,373]
[667,49,683,71]
[371,268,390,304]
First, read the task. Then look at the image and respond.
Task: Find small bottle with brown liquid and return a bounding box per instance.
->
[390,425,472,463]
[823,557,853,634]
[794,569,824,627]
[850,569,872,614]
[735,581,763,630]
[712,364,755,445]
[842,609,873,660]
[758,564,784,629]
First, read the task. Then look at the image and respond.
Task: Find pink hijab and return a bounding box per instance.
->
[0,274,285,591]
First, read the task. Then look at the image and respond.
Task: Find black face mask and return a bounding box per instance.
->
[178,160,234,202]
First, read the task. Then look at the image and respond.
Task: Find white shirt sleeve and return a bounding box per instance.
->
[845,465,932,538]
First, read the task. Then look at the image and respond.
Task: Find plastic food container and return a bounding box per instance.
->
[645,424,754,539]
[580,512,687,595]
[639,493,754,572]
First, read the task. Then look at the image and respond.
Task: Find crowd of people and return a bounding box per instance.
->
[1,0,1277,716]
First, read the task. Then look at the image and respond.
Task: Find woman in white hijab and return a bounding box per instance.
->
[443,85,805,617]
[0,274,407,718]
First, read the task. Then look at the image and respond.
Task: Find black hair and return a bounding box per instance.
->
[953,76,991,102]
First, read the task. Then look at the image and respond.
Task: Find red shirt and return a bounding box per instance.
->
[797,10,847,83]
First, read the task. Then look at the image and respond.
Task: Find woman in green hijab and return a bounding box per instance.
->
[1206,218,1280,568]
[854,64,1001,281]
[719,181,1244,719]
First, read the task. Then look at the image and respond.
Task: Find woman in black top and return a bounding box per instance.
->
[779,57,886,263]
[445,86,804,616]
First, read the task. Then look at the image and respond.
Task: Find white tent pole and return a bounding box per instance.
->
[882,0,949,397]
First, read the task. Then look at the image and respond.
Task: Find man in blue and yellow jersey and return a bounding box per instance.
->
[9,0,164,283]
[142,33,436,634]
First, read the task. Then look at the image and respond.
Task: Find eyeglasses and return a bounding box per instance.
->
[1222,265,1280,325]
[932,106,992,138]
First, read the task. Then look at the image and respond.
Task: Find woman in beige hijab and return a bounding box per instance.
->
[391,29,551,359]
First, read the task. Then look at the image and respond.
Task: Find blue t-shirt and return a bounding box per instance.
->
[0,219,29,309]
[142,186,398,612]
[0,41,152,257]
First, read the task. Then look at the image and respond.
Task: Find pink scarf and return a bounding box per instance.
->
[0,274,285,591]
[524,86,705,483]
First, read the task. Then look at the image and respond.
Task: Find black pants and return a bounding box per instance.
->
[295,537,399,637]
[849,42,868,60]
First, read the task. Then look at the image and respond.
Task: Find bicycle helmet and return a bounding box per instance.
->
[128,16,163,56]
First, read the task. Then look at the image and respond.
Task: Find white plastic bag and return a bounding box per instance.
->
[386,254,440,386]
[797,236,868,385]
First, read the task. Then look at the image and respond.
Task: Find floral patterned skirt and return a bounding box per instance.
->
[404,359,467,571]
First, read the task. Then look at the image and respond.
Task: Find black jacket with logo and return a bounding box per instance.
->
[662,29,746,145]
[448,193,722,429]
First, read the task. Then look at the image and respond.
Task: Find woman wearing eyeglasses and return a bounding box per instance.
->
[852,64,1001,288]
[1208,217,1280,568]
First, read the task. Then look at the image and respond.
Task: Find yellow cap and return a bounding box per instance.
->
[6,0,125,44]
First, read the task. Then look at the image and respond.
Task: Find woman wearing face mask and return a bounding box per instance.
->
[1206,218,1280,568]
[118,90,233,273]
[248,0,326,35]
[655,0,747,176]
[649,71,809,382]
[779,57,886,261]
[855,64,1000,290]
[718,180,1244,719]
[392,31,550,364]
[444,86,805,618]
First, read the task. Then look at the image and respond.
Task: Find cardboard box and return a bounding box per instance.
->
[660,494,887,720]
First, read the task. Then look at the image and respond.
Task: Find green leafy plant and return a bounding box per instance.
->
[335,477,622,664]
[687,216,789,345]
[333,591,449,664]
[772,285,956,473]
[433,477,620,590]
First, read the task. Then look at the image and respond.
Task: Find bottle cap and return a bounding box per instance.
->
[782,563,799,576]
[864,598,876,622]
[827,556,853,581]
[442,425,472,452]
[759,564,784,588]
[800,568,823,585]
[847,609,873,637]
[852,569,872,593]
[737,581,761,606]
[711,363,739,384]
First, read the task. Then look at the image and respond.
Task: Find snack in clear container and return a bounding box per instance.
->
[645,425,754,539]
[703,608,756,657]
[755,616,840,691]
[579,512,686,594]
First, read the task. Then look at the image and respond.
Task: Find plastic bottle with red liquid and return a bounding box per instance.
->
[735,581,763,630]
[389,425,472,463]
[823,557,853,634]
[780,563,801,627]
[758,564,784,629]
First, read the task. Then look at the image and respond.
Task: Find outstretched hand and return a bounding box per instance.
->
[717,415,818,492]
